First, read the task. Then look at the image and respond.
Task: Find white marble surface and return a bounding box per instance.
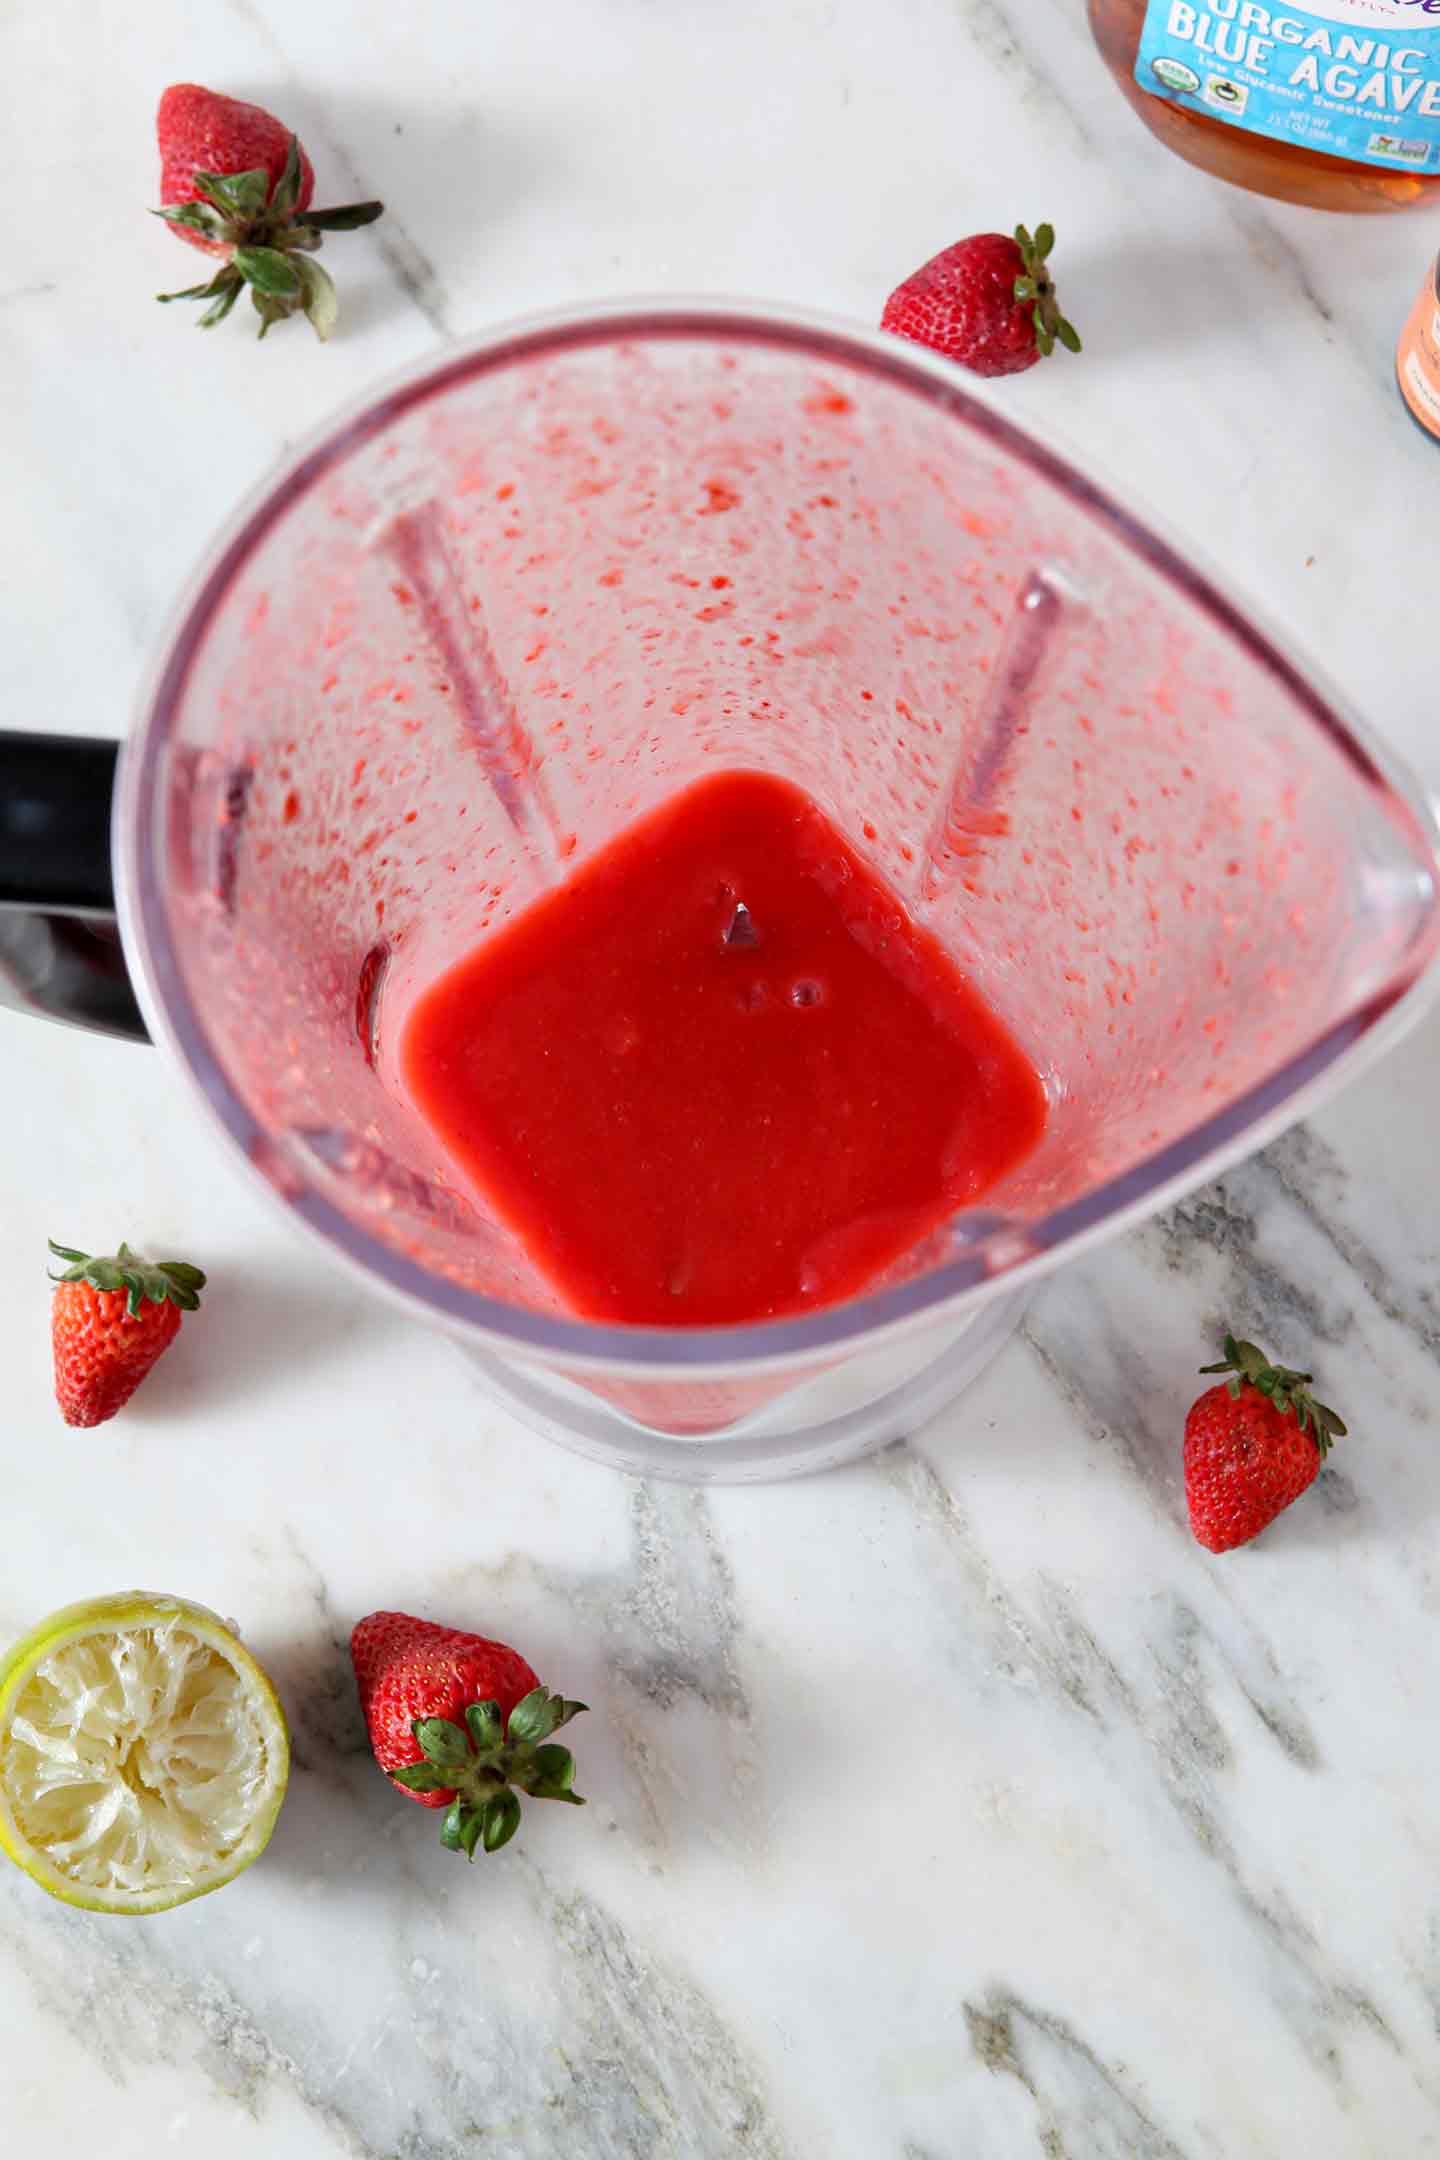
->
[4,2,1440,2154]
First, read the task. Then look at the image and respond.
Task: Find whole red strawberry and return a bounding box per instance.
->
[882,223,1081,379]
[1184,1331,1346,1553]
[351,1611,587,1858]
[154,83,383,340]
[49,1239,206,1428]
[159,84,316,254]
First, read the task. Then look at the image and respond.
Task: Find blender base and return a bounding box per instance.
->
[458,1287,1030,1483]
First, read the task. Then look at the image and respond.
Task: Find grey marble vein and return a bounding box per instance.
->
[0,1854,790,2160]
[1261,1128,1440,1366]
[617,1485,750,1721]
[544,1881,790,2158]
[1224,202,1340,343]
[1146,1180,1339,1347]
[272,1525,374,1772]
[965,1992,1188,2160]
[0,279,57,309]
[954,0,1098,157]
[221,0,455,337]
[880,1443,1113,1715]
[1019,1305,1178,1520]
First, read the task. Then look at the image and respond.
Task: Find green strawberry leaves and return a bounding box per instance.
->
[269,136,305,219]
[199,278,243,329]
[193,165,272,219]
[153,134,383,342]
[303,202,385,232]
[1012,221,1081,363]
[292,256,339,341]
[1199,1330,1348,1454]
[388,1686,589,1860]
[413,1716,472,1768]
[507,1685,586,1744]
[232,245,302,297]
[389,1761,454,1795]
[154,201,230,242]
[527,1744,584,1803]
[481,1792,522,1852]
[49,1241,206,1318]
[439,1791,520,1856]
[155,272,230,304]
[465,1700,504,1750]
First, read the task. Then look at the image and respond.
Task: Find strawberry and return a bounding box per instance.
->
[881,223,1081,379]
[48,1240,205,1428]
[1184,1331,1347,1553]
[351,1612,587,1859]
[154,83,383,340]
[158,85,316,255]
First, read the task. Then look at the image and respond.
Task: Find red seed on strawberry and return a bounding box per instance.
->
[49,1239,206,1428]
[1184,1331,1347,1553]
[154,83,384,340]
[882,223,1081,379]
[351,1612,587,1859]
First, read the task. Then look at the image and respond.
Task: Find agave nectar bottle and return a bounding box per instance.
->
[1090,0,1440,211]
[1398,246,1440,436]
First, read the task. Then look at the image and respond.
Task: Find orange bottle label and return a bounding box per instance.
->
[1399,257,1440,443]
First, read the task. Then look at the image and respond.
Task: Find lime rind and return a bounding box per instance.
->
[0,1594,289,1915]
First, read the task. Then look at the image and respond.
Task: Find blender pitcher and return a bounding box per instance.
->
[4,303,1438,1481]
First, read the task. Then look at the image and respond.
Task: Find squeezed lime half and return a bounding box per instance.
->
[0,1593,289,1914]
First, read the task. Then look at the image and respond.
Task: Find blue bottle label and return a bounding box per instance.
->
[1135,0,1440,171]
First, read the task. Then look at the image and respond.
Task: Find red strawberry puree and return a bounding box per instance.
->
[400,771,1046,1326]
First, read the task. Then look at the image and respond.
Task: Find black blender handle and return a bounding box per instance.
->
[0,732,148,1042]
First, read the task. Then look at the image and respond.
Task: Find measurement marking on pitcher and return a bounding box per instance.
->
[919,570,1068,914]
[382,503,567,880]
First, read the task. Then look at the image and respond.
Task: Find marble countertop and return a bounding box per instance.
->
[5,2,1440,2154]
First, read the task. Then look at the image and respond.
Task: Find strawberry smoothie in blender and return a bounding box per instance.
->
[400,769,1047,1327]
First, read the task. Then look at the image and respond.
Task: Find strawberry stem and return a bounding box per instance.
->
[1012,220,1081,363]
[154,136,383,342]
[388,1686,587,1859]
[1199,1330,1347,1452]
[48,1240,206,1318]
